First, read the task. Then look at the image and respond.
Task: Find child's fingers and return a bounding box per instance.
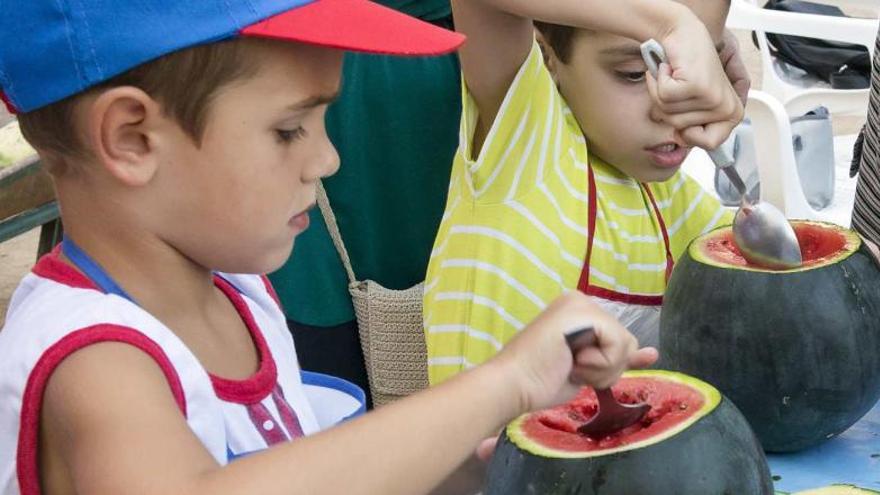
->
[731,78,751,109]
[476,436,499,463]
[680,120,738,150]
[568,368,618,390]
[629,347,659,369]
[570,326,636,387]
[573,347,656,391]
[655,66,711,103]
[719,30,751,107]
[649,96,729,115]
[654,109,737,132]
[645,70,660,105]
[572,345,611,368]
[653,63,743,117]
[643,66,694,108]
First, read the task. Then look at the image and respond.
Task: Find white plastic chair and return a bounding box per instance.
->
[683,90,859,225]
[745,89,825,220]
[727,0,878,117]
[723,0,879,223]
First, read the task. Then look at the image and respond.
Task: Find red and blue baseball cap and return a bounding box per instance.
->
[0,0,465,114]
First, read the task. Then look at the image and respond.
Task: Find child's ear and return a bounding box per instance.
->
[535,29,560,85]
[86,87,162,187]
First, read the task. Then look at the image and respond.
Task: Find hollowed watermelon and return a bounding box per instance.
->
[485,371,773,494]
[660,221,880,452]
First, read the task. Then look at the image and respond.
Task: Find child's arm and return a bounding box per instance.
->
[454,0,742,153]
[41,293,655,495]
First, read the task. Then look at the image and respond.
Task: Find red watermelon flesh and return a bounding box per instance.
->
[522,377,704,452]
[703,222,848,269]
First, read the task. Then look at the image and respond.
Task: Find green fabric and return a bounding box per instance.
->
[268,47,461,326]
[376,0,450,20]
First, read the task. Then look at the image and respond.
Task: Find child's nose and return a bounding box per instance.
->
[317,139,339,178]
[307,137,340,181]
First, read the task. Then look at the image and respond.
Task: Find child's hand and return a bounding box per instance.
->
[645,11,744,150]
[476,436,499,462]
[490,292,658,415]
[719,29,751,108]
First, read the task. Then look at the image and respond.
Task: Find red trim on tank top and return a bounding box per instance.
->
[17,325,187,495]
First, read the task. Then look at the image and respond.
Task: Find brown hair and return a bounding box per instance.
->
[536,0,732,65]
[534,22,578,64]
[18,39,263,160]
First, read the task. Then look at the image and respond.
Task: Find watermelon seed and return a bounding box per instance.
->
[568,410,587,422]
[679,403,688,410]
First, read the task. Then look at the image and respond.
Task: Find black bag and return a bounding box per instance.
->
[758,0,870,89]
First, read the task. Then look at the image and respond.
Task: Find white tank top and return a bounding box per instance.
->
[0,251,328,495]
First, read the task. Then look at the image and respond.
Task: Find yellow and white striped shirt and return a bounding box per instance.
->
[424,41,732,385]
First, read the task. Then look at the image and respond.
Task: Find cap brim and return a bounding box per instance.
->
[240,0,465,56]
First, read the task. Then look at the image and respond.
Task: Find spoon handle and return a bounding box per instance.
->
[721,164,749,198]
[707,146,736,169]
[564,326,597,354]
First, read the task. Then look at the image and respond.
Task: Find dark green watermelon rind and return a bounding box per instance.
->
[660,240,880,452]
[485,396,773,495]
[690,220,860,274]
[505,370,720,459]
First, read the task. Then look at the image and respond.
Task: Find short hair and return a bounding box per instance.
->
[18,39,263,160]
[535,0,732,65]
[534,22,578,64]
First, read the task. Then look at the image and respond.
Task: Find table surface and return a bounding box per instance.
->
[766,400,880,492]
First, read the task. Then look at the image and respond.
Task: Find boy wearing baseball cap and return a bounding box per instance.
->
[0,1,657,494]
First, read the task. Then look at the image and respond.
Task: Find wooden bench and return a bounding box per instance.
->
[0,154,61,258]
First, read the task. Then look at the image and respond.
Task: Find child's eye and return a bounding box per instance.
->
[276,127,308,143]
[617,71,646,83]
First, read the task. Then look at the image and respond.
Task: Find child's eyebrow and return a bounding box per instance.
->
[600,41,725,59]
[599,45,643,58]
[286,91,340,111]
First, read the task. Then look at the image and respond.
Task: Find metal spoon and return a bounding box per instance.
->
[564,327,651,437]
[640,39,802,270]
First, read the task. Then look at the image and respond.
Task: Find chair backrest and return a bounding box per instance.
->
[745,89,814,218]
[746,89,859,226]
[728,0,878,114]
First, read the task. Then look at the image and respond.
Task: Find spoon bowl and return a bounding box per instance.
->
[734,200,803,269]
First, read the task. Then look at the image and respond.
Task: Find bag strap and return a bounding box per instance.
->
[316,181,358,285]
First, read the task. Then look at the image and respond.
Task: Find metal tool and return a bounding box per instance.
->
[640,39,802,270]
[564,327,651,437]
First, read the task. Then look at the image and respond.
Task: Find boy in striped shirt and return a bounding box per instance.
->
[425,0,746,384]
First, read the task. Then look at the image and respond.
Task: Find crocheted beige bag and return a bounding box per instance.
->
[316,182,429,406]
